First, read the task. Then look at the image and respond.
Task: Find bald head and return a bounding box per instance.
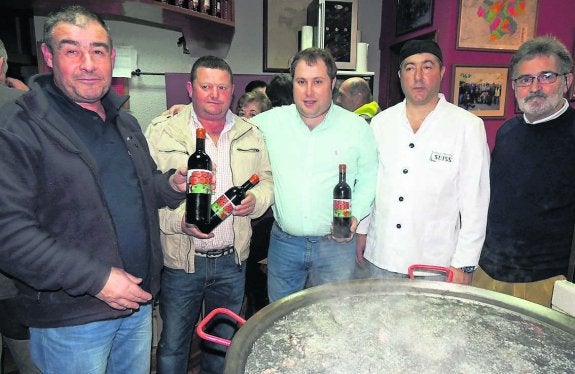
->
[335,77,372,112]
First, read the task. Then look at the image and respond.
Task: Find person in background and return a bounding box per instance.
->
[244,79,267,94]
[145,55,273,374]
[358,40,490,284]
[236,90,272,119]
[474,36,575,307]
[241,80,286,318]
[0,39,39,374]
[0,6,188,373]
[251,48,377,303]
[335,76,381,123]
[265,73,293,107]
[0,39,29,105]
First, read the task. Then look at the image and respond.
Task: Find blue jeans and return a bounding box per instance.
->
[267,223,356,302]
[157,254,245,374]
[29,303,152,374]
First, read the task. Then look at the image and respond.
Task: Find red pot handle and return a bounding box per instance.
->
[196,307,246,347]
[408,264,454,282]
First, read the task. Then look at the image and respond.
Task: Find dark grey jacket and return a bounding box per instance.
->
[0,74,184,327]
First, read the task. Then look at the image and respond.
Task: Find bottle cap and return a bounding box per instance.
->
[339,164,346,172]
[196,128,206,138]
[249,174,260,184]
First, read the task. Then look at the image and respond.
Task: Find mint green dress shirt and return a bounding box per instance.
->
[252,103,377,236]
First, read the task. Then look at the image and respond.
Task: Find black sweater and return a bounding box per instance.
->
[480,107,575,282]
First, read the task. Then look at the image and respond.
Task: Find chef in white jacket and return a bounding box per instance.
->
[357,40,490,285]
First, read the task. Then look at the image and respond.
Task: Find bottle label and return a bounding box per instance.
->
[333,199,351,218]
[187,169,212,194]
[210,194,236,220]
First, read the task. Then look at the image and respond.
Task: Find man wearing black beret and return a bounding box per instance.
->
[356,40,491,284]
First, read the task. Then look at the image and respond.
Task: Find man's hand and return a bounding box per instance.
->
[449,267,473,285]
[331,216,358,243]
[170,167,188,193]
[355,233,367,266]
[6,77,29,92]
[181,215,215,239]
[96,267,152,310]
[161,104,186,116]
[233,193,256,217]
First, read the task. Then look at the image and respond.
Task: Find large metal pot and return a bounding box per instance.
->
[222,279,575,373]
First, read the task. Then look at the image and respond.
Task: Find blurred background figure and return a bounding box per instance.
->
[336,77,380,123]
[0,38,29,106]
[236,90,271,119]
[244,79,267,94]
[243,73,292,318]
[265,73,293,107]
[0,37,39,374]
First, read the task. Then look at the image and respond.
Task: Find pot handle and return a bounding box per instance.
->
[408,264,454,282]
[196,307,246,347]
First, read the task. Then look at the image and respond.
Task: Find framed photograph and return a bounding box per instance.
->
[263,0,310,72]
[457,0,538,51]
[452,65,509,118]
[395,0,434,36]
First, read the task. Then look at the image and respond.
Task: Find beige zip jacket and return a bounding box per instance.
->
[145,104,274,273]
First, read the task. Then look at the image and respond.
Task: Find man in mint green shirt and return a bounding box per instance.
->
[251,48,377,302]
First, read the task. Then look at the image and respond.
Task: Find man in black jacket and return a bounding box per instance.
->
[0,6,187,373]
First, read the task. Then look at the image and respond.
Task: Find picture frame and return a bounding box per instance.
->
[457,0,538,51]
[452,65,509,118]
[395,0,434,36]
[263,0,310,72]
[569,79,575,102]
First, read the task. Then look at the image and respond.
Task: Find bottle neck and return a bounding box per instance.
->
[196,138,205,151]
[240,180,254,192]
[339,171,346,183]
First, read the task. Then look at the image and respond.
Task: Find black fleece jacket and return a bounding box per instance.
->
[0,73,184,327]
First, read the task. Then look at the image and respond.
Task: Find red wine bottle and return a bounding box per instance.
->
[333,164,351,238]
[198,174,260,233]
[186,128,212,226]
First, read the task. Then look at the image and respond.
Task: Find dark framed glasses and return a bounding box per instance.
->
[512,72,567,87]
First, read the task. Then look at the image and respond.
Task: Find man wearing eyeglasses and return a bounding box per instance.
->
[474,36,575,307]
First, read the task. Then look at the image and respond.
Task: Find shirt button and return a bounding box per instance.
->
[399,196,404,202]
[409,143,415,148]
[396,224,401,229]
[402,169,408,174]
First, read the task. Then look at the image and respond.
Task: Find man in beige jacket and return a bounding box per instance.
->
[145,56,273,374]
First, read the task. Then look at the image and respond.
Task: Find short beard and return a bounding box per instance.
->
[518,91,563,119]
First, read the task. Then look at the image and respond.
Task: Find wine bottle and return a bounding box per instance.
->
[186,128,213,226]
[333,164,351,238]
[198,174,260,233]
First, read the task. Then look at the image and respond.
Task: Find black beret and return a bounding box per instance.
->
[399,40,443,64]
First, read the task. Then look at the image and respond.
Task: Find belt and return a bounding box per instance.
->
[195,246,234,258]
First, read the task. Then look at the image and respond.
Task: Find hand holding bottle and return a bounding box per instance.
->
[232,192,256,216]
[169,167,189,193]
[181,215,215,239]
[331,216,358,243]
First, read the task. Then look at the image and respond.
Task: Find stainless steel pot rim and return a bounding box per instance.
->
[225,279,575,373]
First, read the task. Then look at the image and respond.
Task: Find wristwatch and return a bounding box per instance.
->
[459,266,477,273]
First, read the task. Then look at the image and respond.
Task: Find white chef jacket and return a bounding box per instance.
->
[364,94,490,274]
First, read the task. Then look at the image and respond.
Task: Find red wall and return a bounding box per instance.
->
[378,0,575,149]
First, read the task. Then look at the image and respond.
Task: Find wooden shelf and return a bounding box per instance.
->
[1,0,235,57]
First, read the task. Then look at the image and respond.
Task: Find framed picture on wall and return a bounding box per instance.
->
[395,0,434,36]
[452,65,508,118]
[457,0,538,51]
[263,0,310,72]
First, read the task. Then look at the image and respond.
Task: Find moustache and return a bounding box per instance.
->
[523,92,547,102]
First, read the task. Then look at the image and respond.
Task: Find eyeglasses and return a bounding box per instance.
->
[512,72,567,87]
